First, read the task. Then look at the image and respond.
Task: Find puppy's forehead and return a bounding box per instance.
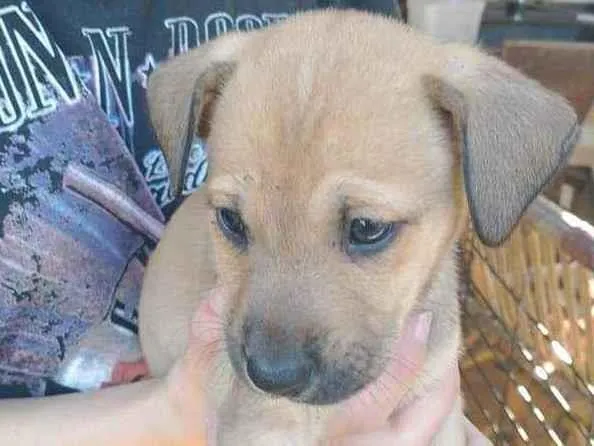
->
[208,12,454,205]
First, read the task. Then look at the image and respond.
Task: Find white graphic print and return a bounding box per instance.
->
[135,53,156,90]
[261,13,289,25]
[183,140,208,196]
[0,2,81,134]
[141,141,208,207]
[235,14,263,31]
[164,17,199,57]
[142,147,173,207]
[0,6,289,208]
[82,27,135,150]
[204,12,235,41]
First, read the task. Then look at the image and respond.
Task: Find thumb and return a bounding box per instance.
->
[165,288,229,445]
[188,287,228,363]
[172,286,229,392]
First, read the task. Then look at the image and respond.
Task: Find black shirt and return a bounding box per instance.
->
[28,0,396,214]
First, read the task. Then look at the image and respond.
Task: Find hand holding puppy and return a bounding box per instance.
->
[0,287,490,446]
[166,289,492,446]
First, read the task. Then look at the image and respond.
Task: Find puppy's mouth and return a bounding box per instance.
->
[225,325,389,406]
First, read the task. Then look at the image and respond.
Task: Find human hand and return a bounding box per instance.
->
[323,311,492,446]
[164,290,491,446]
[162,288,229,445]
[327,366,491,445]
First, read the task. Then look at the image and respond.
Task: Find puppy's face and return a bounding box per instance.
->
[206,58,460,404]
[148,11,578,405]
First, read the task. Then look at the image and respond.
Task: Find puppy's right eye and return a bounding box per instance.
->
[216,207,248,248]
[345,218,401,256]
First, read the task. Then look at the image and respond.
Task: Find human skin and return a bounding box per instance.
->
[0,289,490,446]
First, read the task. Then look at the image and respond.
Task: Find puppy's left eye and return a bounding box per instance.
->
[216,207,248,249]
[346,218,400,255]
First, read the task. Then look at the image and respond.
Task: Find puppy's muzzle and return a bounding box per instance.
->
[235,319,373,405]
[243,322,317,399]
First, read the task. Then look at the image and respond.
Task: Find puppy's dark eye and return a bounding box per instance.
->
[347,218,400,255]
[216,207,248,248]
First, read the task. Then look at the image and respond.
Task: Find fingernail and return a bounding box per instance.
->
[414,311,433,343]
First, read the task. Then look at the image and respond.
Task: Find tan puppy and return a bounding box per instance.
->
[139,9,579,445]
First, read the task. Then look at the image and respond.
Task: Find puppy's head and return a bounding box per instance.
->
[148,10,578,405]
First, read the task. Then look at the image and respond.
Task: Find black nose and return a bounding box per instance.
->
[243,325,315,398]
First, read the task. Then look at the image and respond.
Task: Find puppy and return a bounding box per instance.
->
[139,9,578,445]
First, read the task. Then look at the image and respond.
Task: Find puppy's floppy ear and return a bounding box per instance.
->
[424,47,580,246]
[147,33,248,197]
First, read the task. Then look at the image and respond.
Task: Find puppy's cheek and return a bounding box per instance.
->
[211,232,245,285]
[209,229,249,340]
[394,210,457,296]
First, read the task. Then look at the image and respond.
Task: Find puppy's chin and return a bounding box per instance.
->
[298,362,377,406]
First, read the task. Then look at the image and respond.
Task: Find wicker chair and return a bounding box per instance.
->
[461,196,594,445]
